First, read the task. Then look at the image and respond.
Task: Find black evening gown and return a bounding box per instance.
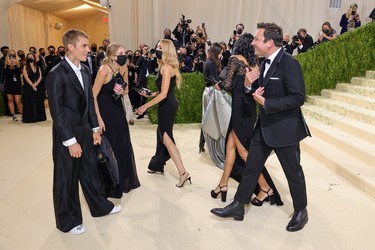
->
[222,57,283,205]
[148,73,178,172]
[97,74,140,197]
[22,67,46,123]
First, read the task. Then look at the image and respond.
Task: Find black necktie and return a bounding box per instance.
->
[265,58,271,64]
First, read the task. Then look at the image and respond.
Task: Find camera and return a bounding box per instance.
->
[148,48,155,54]
[233,30,237,36]
[206,38,212,46]
[111,77,127,102]
[180,14,191,30]
[292,33,304,43]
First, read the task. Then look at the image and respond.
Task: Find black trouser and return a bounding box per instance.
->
[234,126,307,211]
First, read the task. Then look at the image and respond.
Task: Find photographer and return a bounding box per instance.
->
[228,23,244,52]
[135,45,157,118]
[173,15,194,47]
[192,48,206,73]
[177,46,193,73]
[163,28,178,47]
[340,3,361,34]
[317,22,337,43]
[292,28,314,54]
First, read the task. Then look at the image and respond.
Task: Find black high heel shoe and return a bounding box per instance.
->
[211,185,228,202]
[176,172,192,188]
[251,188,275,206]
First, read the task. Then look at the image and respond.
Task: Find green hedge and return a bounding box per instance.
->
[297,22,375,95]
[146,72,205,124]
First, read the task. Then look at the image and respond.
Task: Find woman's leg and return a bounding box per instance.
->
[232,132,273,201]
[7,94,15,115]
[14,95,23,114]
[213,131,237,192]
[162,132,189,184]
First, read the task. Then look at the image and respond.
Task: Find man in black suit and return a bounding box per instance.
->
[44,45,56,77]
[211,22,311,232]
[46,29,121,235]
[51,46,65,68]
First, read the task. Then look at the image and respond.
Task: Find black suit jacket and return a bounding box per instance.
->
[257,49,310,147]
[46,59,98,142]
[297,34,314,53]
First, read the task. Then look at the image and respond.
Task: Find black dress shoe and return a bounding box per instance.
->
[136,114,144,120]
[210,200,244,221]
[286,208,308,232]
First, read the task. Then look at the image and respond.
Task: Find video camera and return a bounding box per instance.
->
[180,14,191,30]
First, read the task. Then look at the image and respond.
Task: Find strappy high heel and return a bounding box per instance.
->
[251,188,275,206]
[211,185,228,202]
[176,172,192,188]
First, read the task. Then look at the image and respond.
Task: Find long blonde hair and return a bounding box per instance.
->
[346,3,358,18]
[158,39,181,89]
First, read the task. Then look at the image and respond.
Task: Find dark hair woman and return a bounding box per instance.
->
[211,33,283,206]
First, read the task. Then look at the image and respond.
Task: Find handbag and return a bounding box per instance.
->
[215,90,232,137]
[202,97,221,140]
[97,135,119,189]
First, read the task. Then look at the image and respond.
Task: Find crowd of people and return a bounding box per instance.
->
[0,3,364,235]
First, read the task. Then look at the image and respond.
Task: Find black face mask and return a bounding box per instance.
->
[59,51,65,57]
[351,11,356,15]
[191,38,197,43]
[127,54,133,60]
[155,50,163,60]
[164,35,171,39]
[134,56,140,62]
[30,50,36,54]
[49,50,55,55]
[18,54,25,59]
[27,58,34,63]
[197,33,203,38]
[283,41,288,46]
[116,55,127,66]
[41,52,46,56]
[91,47,97,53]
[237,28,243,35]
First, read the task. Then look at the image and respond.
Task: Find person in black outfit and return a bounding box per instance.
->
[96,39,110,68]
[135,45,157,119]
[219,41,231,69]
[172,21,194,47]
[211,23,311,232]
[228,23,245,52]
[44,45,56,78]
[177,46,192,73]
[282,34,294,55]
[51,46,65,68]
[293,28,314,54]
[125,50,137,109]
[136,39,191,188]
[22,52,46,123]
[46,29,120,235]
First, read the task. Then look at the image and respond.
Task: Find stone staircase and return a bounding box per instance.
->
[301,71,375,199]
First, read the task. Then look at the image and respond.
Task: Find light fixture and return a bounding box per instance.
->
[51,23,63,30]
[100,0,111,8]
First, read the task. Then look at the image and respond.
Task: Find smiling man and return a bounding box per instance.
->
[210,22,311,232]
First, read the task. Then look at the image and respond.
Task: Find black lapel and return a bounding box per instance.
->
[262,49,284,88]
[62,59,85,98]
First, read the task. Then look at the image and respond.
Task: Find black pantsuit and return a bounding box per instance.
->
[47,59,113,232]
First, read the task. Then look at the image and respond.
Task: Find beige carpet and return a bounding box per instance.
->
[0,112,374,250]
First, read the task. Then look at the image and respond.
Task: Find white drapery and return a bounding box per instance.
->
[1,0,374,52]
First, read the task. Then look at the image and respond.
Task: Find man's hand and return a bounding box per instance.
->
[93,131,101,145]
[68,143,83,158]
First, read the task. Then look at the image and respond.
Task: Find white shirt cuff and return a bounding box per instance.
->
[63,137,77,147]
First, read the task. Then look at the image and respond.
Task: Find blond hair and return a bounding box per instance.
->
[62,29,89,51]
[102,42,125,65]
[158,39,181,89]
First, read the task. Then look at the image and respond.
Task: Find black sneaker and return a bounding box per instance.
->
[12,115,19,121]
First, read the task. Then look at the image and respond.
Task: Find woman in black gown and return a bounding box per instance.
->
[93,43,140,198]
[22,52,46,123]
[211,33,283,206]
[137,39,191,188]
